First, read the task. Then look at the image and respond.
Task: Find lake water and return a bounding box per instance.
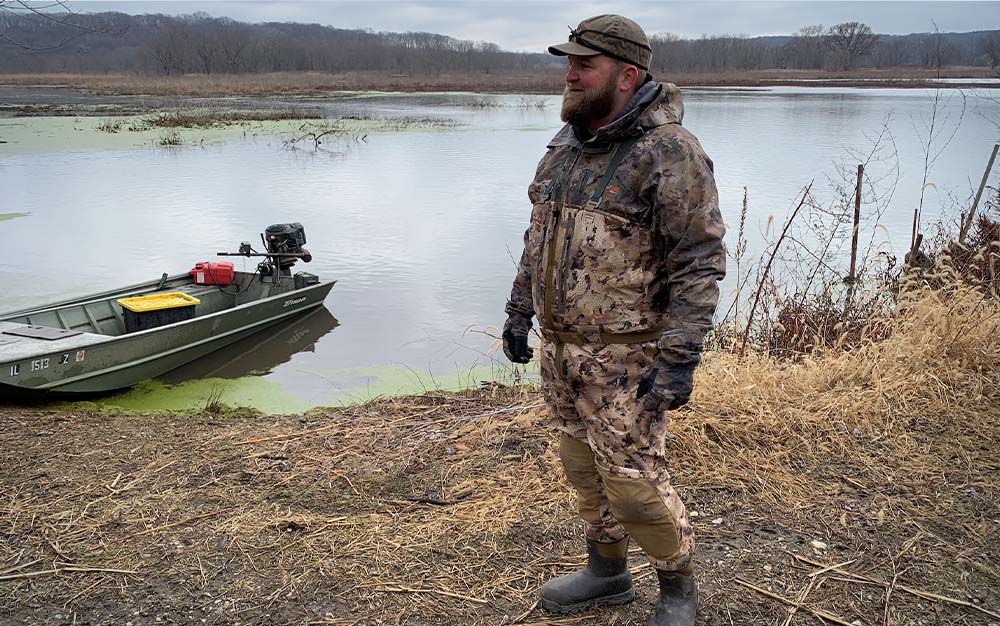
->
[1,85,998,412]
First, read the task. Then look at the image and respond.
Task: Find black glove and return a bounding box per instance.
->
[636,364,696,412]
[502,313,534,364]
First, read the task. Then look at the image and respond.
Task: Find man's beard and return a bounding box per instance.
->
[560,74,618,127]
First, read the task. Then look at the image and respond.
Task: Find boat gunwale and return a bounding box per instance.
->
[0,272,193,319]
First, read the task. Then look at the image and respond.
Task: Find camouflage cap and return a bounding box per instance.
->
[548,14,652,72]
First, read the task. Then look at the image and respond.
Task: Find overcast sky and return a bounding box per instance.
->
[74,1,1000,52]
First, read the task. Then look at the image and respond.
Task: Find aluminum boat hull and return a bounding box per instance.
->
[0,271,335,394]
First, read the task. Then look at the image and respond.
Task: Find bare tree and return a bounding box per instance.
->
[981,31,1000,76]
[477,41,501,74]
[188,13,218,75]
[872,38,913,68]
[149,26,192,75]
[826,21,879,70]
[649,32,685,72]
[786,25,827,70]
[217,26,249,73]
[0,0,119,50]
[916,23,957,71]
[193,31,216,74]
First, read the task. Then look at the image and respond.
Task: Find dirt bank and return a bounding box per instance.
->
[3,287,999,626]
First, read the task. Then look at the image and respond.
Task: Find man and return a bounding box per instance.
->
[502,15,726,626]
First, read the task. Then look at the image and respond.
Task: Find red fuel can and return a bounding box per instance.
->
[188,261,235,286]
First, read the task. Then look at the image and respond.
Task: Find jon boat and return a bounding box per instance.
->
[0,223,335,395]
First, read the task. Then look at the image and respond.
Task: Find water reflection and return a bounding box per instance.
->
[158,306,339,383]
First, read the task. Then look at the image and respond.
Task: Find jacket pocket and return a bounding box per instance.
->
[558,206,658,330]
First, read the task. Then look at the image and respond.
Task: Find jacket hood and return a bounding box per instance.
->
[548,80,685,149]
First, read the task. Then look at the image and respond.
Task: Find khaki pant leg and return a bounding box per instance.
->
[558,433,628,546]
[598,463,694,573]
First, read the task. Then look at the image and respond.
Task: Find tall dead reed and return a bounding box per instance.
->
[715,101,1000,362]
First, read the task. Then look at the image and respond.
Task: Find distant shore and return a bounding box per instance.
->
[1,67,997,98]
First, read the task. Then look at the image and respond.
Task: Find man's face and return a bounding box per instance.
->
[560,54,621,127]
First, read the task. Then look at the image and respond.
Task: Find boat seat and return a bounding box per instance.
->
[0,322,108,362]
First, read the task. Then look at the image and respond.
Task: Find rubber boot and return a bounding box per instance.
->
[539,539,635,613]
[648,569,698,626]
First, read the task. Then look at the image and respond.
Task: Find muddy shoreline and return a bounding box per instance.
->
[3,342,998,625]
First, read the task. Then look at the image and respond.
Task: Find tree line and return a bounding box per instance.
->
[1,9,999,75]
[0,11,551,74]
[652,23,1000,73]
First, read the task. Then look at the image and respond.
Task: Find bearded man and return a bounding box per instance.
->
[502,14,726,626]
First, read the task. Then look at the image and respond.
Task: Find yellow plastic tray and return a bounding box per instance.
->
[117,292,201,313]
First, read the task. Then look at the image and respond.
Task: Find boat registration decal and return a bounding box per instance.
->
[31,358,50,372]
[283,297,307,308]
[76,350,86,363]
[9,364,19,377]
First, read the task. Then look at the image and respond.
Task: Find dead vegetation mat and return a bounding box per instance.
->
[2,286,999,625]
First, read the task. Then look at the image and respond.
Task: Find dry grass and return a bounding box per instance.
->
[92,109,326,132]
[156,131,182,147]
[0,67,994,98]
[0,71,566,96]
[1,282,998,625]
[691,283,999,503]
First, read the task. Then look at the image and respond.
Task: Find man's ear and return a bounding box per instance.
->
[619,65,640,92]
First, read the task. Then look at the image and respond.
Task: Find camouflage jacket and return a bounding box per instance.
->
[506,81,726,367]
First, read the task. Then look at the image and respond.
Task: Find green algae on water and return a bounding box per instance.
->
[0,112,464,156]
[33,361,536,416]
[56,377,310,415]
[295,362,538,407]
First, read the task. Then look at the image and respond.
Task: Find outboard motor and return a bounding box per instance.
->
[263,223,312,275]
[217,223,315,280]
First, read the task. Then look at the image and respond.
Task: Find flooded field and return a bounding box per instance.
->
[1,85,999,412]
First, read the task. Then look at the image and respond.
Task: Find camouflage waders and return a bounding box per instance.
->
[507,81,725,574]
[543,339,695,571]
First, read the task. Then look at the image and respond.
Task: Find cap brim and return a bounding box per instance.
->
[547,41,602,57]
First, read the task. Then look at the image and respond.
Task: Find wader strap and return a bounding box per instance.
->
[587,133,642,208]
[542,328,664,346]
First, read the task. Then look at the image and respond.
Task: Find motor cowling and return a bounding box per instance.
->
[265,223,311,272]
